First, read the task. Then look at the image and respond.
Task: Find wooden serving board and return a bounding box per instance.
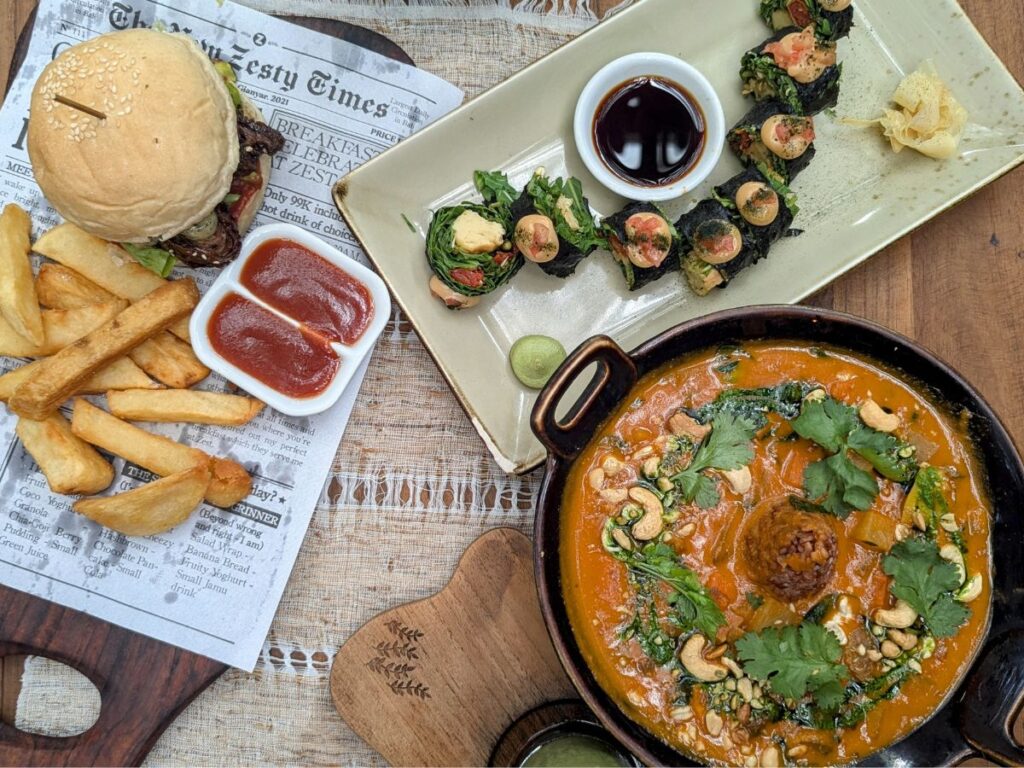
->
[0,9,412,767]
[331,528,576,767]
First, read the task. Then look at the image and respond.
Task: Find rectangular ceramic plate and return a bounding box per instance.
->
[335,0,1024,474]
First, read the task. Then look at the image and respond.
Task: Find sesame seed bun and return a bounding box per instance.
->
[27,29,239,244]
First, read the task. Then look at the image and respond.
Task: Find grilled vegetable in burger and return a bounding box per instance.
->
[28,29,284,274]
[741,26,842,115]
[759,0,854,41]
[728,100,816,185]
[603,203,679,291]
[425,203,522,310]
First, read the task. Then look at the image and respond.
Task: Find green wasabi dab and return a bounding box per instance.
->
[509,335,566,390]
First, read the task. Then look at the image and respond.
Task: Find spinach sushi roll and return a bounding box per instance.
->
[759,0,854,41]
[727,101,816,186]
[713,167,797,252]
[740,26,842,115]
[677,200,765,296]
[426,203,522,310]
[509,172,604,278]
[603,202,680,291]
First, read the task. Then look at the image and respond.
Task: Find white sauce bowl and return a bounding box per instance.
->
[573,52,725,202]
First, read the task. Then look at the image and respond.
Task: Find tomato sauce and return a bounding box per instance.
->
[560,342,992,766]
[208,293,339,398]
[241,238,374,345]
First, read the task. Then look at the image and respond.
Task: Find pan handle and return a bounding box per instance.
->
[958,629,1024,766]
[531,336,638,461]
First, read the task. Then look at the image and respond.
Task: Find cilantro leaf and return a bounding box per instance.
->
[670,413,757,509]
[804,451,878,519]
[736,623,848,706]
[882,537,970,637]
[624,542,725,638]
[792,396,916,518]
[791,397,857,452]
[847,425,917,482]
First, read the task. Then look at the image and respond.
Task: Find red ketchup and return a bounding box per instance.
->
[208,293,339,398]
[240,238,374,345]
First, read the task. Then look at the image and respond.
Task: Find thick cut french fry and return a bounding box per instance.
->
[106,389,264,426]
[0,358,157,402]
[71,399,251,508]
[16,412,113,495]
[34,273,208,387]
[36,263,117,309]
[33,223,191,342]
[128,333,210,389]
[0,300,128,356]
[8,279,199,420]
[0,204,44,346]
[77,357,159,394]
[73,462,211,536]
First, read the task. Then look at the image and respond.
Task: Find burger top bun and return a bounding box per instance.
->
[28,29,239,244]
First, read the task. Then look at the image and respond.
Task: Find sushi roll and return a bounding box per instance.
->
[727,101,816,186]
[759,0,854,41]
[714,167,797,253]
[603,202,680,291]
[677,200,765,296]
[509,172,604,278]
[425,202,522,310]
[740,26,842,115]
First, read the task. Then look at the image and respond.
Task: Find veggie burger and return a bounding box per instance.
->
[28,29,284,274]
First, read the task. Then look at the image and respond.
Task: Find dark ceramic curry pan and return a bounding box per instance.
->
[531,305,1024,767]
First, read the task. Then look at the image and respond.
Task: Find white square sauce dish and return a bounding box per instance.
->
[190,223,391,417]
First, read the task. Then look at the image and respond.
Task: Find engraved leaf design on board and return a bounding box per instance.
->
[366,618,431,699]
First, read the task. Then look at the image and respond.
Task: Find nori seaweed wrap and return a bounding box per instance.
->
[425,202,522,302]
[713,166,797,252]
[727,100,817,186]
[602,202,680,292]
[677,200,766,296]
[759,0,854,41]
[740,27,842,115]
[508,173,604,278]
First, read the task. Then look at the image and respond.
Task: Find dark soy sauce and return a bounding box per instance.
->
[593,76,706,187]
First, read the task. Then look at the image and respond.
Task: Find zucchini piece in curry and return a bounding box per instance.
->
[561,342,990,766]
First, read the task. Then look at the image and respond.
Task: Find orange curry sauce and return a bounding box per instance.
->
[561,342,991,765]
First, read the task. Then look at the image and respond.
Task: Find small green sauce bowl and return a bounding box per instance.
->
[489,700,638,768]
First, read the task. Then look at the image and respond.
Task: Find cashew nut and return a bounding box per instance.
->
[679,635,728,682]
[722,466,752,494]
[860,399,900,433]
[887,629,918,651]
[939,544,967,585]
[705,710,724,737]
[939,513,960,532]
[760,745,781,767]
[804,387,827,402]
[880,639,902,659]
[873,599,918,629]
[957,574,983,603]
[668,412,711,441]
[600,488,628,504]
[611,528,633,552]
[588,467,605,491]
[627,487,664,541]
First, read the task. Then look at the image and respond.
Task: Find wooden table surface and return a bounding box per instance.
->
[2,0,1022,755]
